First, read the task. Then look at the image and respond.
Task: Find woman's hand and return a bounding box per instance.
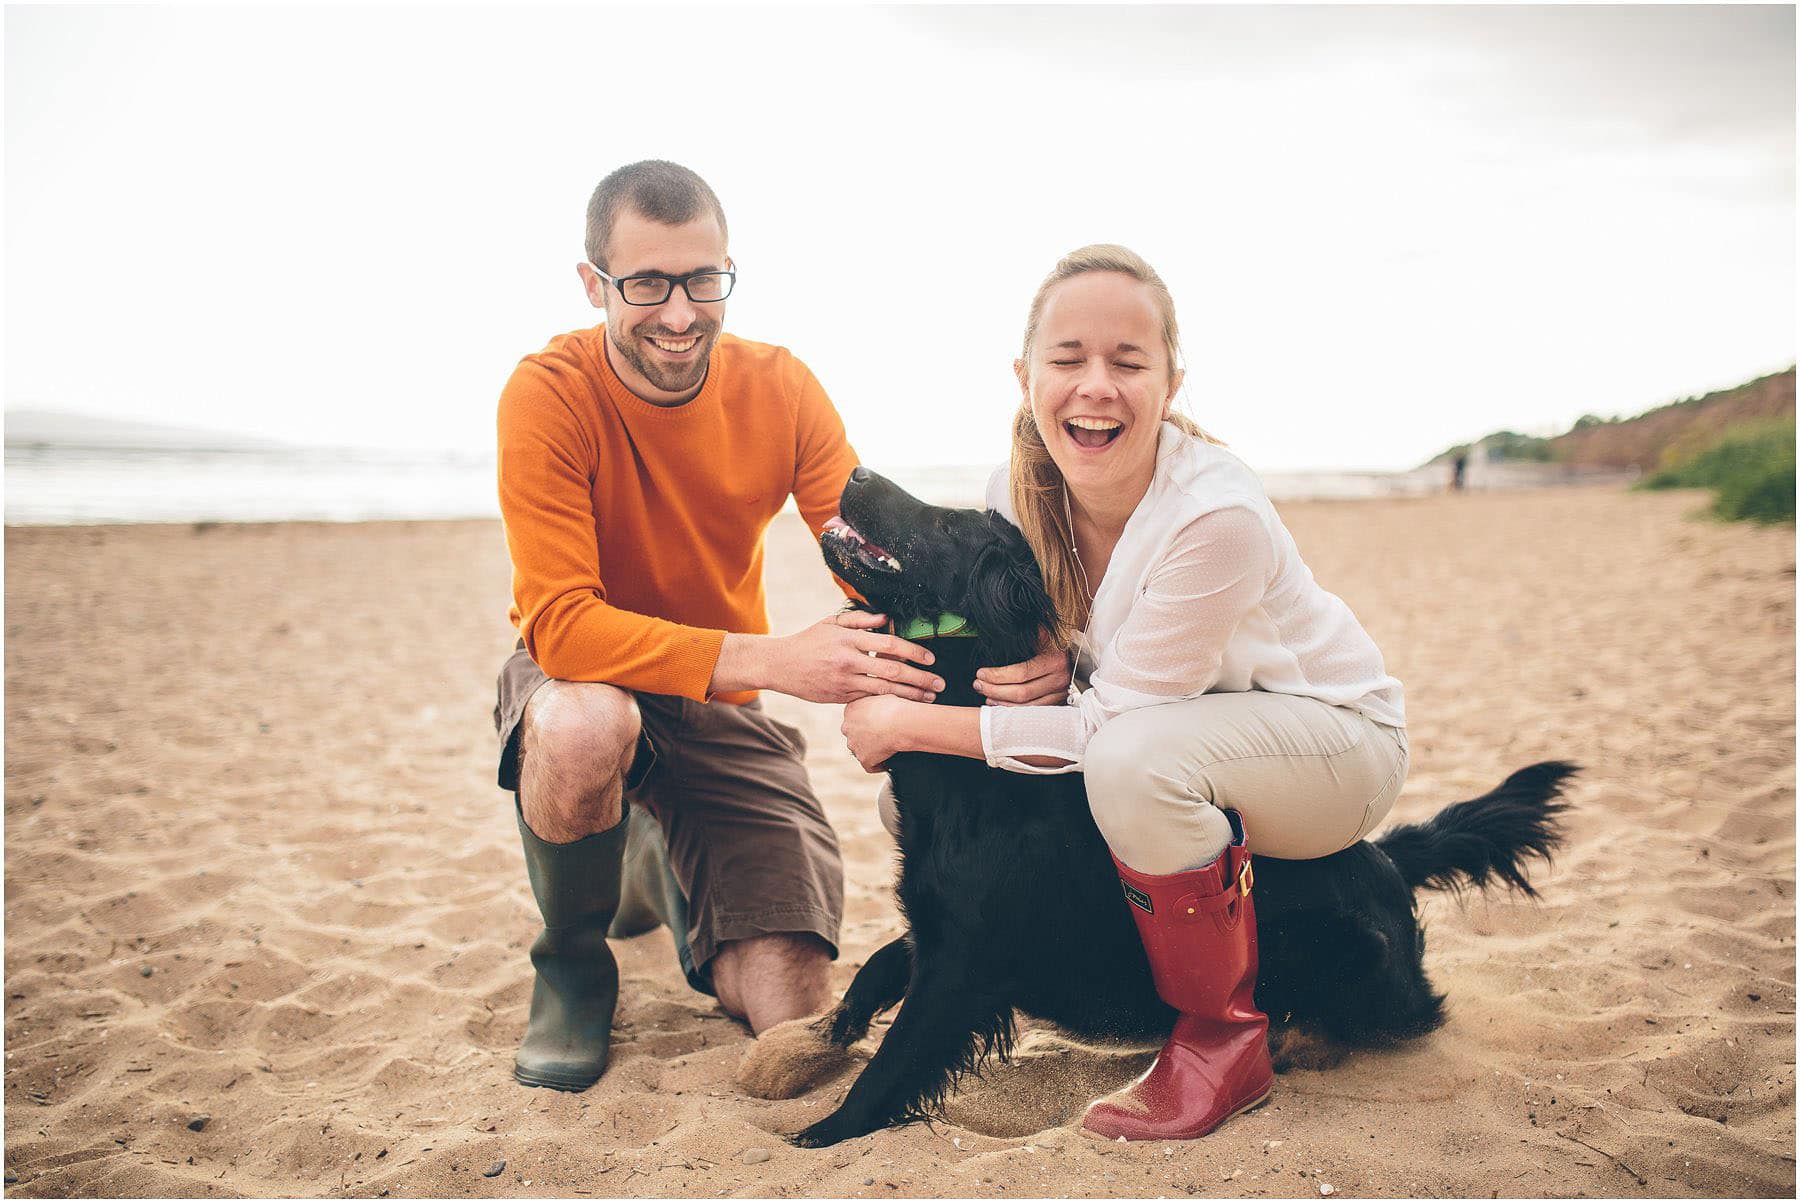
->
[974,638,1072,706]
[841,694,912,773]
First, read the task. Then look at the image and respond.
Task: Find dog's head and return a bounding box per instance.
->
[820,468,1056,668]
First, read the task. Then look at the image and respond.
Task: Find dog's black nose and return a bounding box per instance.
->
[850,466,871,484]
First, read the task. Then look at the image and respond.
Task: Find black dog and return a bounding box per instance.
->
[796,467,1575,1149]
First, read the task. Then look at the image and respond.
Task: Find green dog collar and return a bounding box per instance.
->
[895,613,977,640]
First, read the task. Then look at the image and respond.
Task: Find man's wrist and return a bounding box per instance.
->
[712,632,775,695]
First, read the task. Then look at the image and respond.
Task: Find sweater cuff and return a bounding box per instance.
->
[679,626,732,704]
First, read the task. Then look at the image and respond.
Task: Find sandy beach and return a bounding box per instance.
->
[4,484,1794,1198]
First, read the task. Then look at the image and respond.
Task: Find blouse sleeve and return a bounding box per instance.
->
[984,463,1011,515]
[979,505,1272,774]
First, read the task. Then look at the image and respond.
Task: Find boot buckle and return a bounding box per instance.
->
[1237,860,1254,899]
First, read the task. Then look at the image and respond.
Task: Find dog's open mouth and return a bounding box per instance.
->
[1065,416,1123,449]
[823,516,902,573]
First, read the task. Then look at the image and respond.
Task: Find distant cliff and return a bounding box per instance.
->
[1552,368,1795,472]
[1430,367,1796,472]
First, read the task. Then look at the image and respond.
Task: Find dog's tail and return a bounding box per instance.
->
[1375,761,1578,898]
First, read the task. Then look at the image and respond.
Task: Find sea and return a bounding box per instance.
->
[3,444,1455,527]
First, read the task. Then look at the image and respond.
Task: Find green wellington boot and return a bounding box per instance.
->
[513,802,629,1091]
[607,804,706,993]
[609,804,685,937]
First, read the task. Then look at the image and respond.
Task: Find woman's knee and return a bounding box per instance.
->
[1083,715,1174,848]
[1085,711,1246,873]
[876,779,902,841]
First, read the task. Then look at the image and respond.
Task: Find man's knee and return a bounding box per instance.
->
[518,682,641,837]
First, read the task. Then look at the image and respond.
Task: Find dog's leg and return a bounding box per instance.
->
[790,958,1008,1149]
[820,935,912,1047]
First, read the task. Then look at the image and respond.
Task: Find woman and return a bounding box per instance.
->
[840,244,1407,1142]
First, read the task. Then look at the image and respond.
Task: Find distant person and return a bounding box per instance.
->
[1452,451,1468,490]
[839,244,1407,1141]
[1467,439,1489,488]
[492,160,1066,1092]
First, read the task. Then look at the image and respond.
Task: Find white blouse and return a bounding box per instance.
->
[979,423,1405,775]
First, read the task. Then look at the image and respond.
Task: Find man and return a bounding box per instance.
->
[495,160,1072,1093]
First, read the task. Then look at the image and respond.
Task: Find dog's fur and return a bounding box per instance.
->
[794,469,1575,1149]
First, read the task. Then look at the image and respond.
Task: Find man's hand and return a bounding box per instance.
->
[713,611,944,704]
[973,638,1072,706]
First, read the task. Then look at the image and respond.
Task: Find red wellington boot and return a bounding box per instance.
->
[1082,812,1273,1141]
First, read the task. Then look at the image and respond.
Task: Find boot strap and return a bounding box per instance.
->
[1177,858,1254,918]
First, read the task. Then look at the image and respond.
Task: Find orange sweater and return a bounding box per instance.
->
[497,326,859,705]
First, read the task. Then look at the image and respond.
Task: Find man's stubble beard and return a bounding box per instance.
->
[610,321,719,398]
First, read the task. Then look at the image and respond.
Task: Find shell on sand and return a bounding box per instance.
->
[2,485,1794,1197]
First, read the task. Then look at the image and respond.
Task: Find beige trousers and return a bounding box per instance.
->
[1085,692,1408,872]
[878,692,1407,874]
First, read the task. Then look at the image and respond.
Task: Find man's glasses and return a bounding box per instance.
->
[590,264,736,307]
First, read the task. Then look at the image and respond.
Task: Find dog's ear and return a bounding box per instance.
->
[963,535,1057,667]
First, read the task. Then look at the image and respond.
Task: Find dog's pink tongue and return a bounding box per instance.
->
[823,516,894,559]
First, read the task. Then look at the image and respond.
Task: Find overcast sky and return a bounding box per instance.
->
[5,5,1793,471]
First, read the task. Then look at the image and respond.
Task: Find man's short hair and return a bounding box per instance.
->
[585,160,729,270]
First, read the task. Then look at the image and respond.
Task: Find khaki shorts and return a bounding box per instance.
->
[494,646,844,983]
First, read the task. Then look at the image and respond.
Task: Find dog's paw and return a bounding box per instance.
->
[735,1016,858,1100]
[789,1108,887,1149]
[1267,1024,1344,1073]
[787,1118,851,1149]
